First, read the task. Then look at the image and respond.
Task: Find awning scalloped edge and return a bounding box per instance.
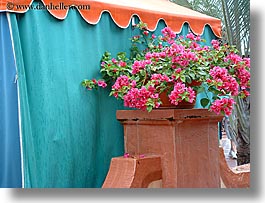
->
[0,0,222,37]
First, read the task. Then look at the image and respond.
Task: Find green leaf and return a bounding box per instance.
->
[200,98,210,108]
[185,75,192,84]
[180,75,186,82]
[81,80,87,86]
[147,106,153,112]
[189,72,196,80]
[198,71,207,76]
[212,95,221,100]
[208,86,222,95]
[140,70,145,76]
[228,68,235,74]
[134,76,140,81]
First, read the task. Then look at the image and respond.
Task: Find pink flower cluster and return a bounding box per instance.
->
[112,75,130,89]
[236,67,251,91]
[132,60,151,74]
[209,66,239,96]
[84,79,107,90]
[224,53,242,64]
[171,50,198,67]
[211,39,220,50]
[151,74,171,84]
[162,42,198,68]
[243,57,250,68]
[119,61,127,67]
[112,75,136,98]
[169,83,196,105]
[145,51,166,60]
[92,79,107,88]
[97,80,107,88]
[225,53,251,91]
[186,33,201,41]
[161,27,176,43]
[210,98,235,116]
[123,86,160,110]
[167,43,185,56]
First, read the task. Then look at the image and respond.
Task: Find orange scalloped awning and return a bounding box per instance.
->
[0,0,222,37]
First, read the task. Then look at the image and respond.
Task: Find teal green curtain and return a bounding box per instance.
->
[10,8,132,188]
[10,1,216,188]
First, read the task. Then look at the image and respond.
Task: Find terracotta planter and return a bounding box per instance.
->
[159,81,201,109]
[159,91,196,109]
[188,80,202,86]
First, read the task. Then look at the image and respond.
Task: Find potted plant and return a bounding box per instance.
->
[82,22,250,116]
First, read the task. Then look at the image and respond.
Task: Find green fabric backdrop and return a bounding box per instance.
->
[10,2,216,188]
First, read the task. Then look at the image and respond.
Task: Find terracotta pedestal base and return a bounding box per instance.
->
[102,155,162,188]
[116,109,223,188]
[219,147,250,188]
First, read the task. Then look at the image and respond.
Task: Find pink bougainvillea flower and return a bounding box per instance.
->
[210,98,236,116]
[112,75,130,90]
[92,79,97,84]
[143,31,149,36]
[211,39,220,50]
[123,153,130,158]
[97,80,107,88]
[111,58,117,64]
[119,61,127,67]
[195,35,201,41]
[186,32,195,40]
[169,83,196,106]
[209,66,239,96]
[161,27,176,43]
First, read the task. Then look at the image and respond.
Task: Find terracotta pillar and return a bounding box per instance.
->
[116,109,223,188]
